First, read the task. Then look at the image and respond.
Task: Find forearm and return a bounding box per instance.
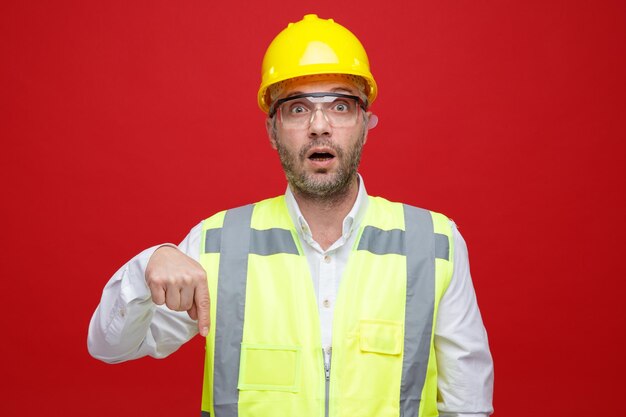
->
[87,224,203,362]
[435,223,494,415]
[87,245,193,361]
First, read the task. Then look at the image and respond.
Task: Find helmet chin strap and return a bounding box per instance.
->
[367,114,379,130]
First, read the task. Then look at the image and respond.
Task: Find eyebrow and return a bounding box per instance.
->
[331,87,354,94]
[285,87,356,98]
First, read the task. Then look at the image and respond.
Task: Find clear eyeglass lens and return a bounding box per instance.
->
[278,96,359,128]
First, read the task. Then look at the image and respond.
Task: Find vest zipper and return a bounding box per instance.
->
[323,348,332,417]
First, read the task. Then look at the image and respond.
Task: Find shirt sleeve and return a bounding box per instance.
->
[87,222,203,363]
[435,222,494,416]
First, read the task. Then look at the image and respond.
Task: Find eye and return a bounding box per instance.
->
[331,100,352,113]
[286,101,310,115]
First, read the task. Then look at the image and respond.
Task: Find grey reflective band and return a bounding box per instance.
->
[357,226,404,255]
[204,228,221,253]
[435,232,450,261]
[213,204,254,417]
[250,228,299,256]
[358,225,449,261]
[400,205,436,416]
[201,412,211,417]
[205,228,297,256]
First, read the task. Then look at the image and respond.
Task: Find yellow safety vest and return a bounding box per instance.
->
[199,196,453,417]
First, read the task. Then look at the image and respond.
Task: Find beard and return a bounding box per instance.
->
[274,132,365,201]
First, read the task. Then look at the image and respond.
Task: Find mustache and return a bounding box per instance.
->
[298,139,343,160]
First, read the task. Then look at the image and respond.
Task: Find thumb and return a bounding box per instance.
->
[187,303,198,321]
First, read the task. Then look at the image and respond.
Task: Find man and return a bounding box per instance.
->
[88,14,494,417]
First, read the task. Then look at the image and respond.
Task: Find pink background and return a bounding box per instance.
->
[2,1,625,415]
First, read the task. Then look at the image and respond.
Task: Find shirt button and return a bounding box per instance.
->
[323,299,331,308]
[119,308,126,318]
[324,255,331,263]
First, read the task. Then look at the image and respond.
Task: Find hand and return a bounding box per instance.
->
[145,246,210,337]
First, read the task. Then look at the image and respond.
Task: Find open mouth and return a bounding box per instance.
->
[308,152,335,161]
[306,146,337,162]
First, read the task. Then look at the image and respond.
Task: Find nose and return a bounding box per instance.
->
[308,107,332,137]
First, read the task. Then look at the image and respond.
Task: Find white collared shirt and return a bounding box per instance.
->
[284,176,370,365]
[88,177,494,416]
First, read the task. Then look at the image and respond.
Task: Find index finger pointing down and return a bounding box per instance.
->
[194,279,210,337]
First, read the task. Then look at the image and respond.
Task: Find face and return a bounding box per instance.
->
[266,76,370,200]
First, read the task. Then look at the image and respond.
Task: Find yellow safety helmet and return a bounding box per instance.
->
[258,14,378,113]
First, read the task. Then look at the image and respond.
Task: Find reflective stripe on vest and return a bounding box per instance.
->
[400,205,436,416]
[212,205,252,417]
[200,196,453,417]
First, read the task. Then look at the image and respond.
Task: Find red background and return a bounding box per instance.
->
[2,1,625,415]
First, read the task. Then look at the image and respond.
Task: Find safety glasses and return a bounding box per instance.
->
[269,92,367,128]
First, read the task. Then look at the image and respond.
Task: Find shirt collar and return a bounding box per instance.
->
[285,174,369,241]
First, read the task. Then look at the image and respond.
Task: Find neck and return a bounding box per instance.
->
[290,176,359,251]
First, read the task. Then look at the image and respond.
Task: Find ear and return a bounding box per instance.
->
[367,112,378,130]
[361,111,378,146]
[266,117,278,150]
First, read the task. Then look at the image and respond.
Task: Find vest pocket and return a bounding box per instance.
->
[238,344,301,392]
[359,320,403,355]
